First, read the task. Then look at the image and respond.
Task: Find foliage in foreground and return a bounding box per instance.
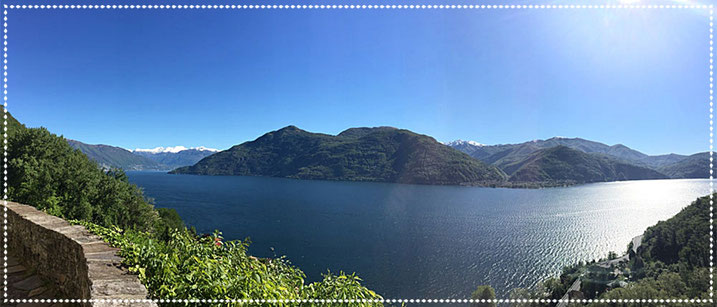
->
[4,113,381,305]
[73,220,382,305]
[7,126,164,231]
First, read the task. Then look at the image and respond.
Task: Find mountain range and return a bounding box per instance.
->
[445,137,708,184]
[171,126,507,185]
[67,140,217,171]
[133,146,219,169]
[169,126,708,187]
[61,123,709,187]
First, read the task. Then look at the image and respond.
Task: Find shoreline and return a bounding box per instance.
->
[163,171,707,190]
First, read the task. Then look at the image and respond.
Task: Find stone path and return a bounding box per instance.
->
[0,253,68,307]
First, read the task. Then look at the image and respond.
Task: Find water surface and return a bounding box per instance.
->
[126,172,709,299]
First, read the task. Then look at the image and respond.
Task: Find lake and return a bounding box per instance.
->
[125,172,710,299]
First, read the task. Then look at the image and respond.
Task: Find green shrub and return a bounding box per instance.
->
[470,285,496,307]
[73,220,382,306]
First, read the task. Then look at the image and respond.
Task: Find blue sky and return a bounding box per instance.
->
[7,1,712,155]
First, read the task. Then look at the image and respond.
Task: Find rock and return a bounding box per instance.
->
[28,286,47,297]
[6,264,26,274]
[14,275,45,291]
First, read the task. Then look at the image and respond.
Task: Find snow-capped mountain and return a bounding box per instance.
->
[444,140,485,147]
[132,146,220,170]
[444,140,487,158]
[133,146,219,154]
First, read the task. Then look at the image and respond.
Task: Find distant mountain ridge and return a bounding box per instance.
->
[447,137,707,182]
[134,146,218,154]
[69,124,708,187]
[171,126,507,186]
[133,146,218,170]
[657,152,709,179]
[68,140,217,171]
[506,146,668,184]
[67,140,162,171]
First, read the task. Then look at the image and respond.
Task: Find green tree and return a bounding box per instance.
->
[8,127,158,230]
[471,285,496,307]
[508,285,548,307]
[607,251,618,260]
[154,207,185,241]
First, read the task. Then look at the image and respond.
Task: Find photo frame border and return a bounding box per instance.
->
[1,3,713,305]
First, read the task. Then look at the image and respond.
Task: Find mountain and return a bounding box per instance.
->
[4,109,163,172]
[67,140,163,170]
[657,152,710,179]
[637,153,687,168]
[506,146,668,184]
[68,142,220,171]
[448,137,703,179]
[171,126,507,186]
[133,146,218,170]
[443,140,486,157]
[449,137,650,165]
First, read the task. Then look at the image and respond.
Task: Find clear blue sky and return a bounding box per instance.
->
[7,0,712,155]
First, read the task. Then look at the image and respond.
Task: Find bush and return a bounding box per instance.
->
[73,220,382,305]
[154,207,185,241]
[470,285,496,307]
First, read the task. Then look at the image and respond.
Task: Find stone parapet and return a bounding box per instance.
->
[3,201,156,306]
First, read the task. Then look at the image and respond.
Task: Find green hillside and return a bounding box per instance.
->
[506,146,668,184]
[3,106,25,138]
[451,137,650,167]
[657,152,709,179]
[67,139,164,170]
[448,137,699,179]
[593,194,713,302]
[172,126,507,186]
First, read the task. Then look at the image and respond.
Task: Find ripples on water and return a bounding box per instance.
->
[126,172,710,299]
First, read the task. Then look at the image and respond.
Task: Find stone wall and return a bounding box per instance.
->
[3,201,156,306]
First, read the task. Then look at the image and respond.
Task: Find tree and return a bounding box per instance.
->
[508,285,547,307]
[471,285,496,307]
[607,251,618,260]
[8,127,158,230]
[155,207,185,240]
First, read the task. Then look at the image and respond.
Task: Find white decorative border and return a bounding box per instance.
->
[1,3,714,305]
[710,5,715,305]
[0,3,715,9]
[3,4,7,304]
